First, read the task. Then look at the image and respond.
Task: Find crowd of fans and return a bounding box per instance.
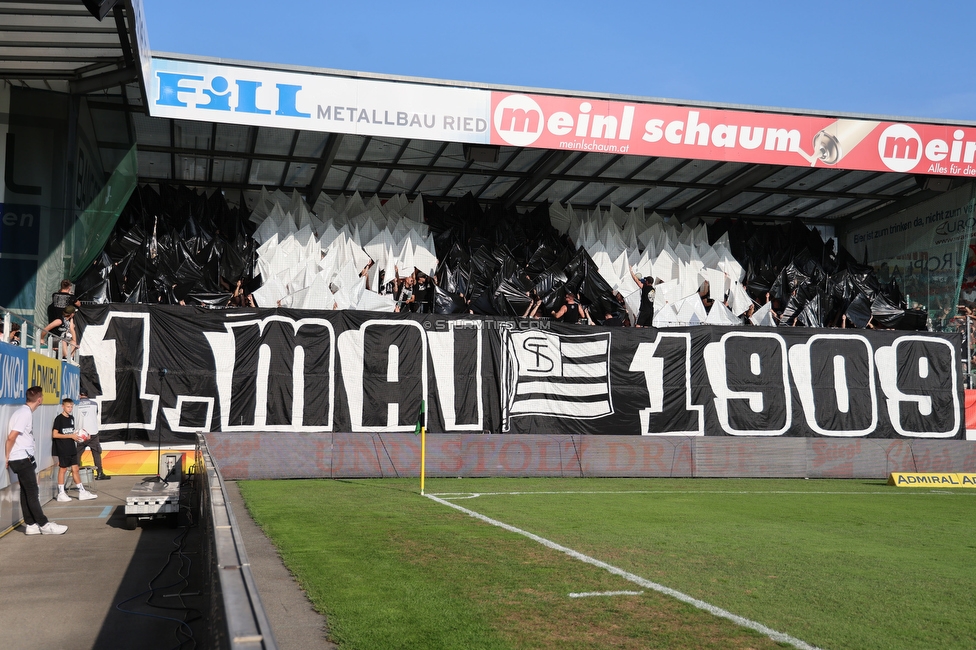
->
[62,185,933,335]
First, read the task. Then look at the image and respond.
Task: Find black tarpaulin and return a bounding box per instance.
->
[74,185,254,308]
[90,186,922,330]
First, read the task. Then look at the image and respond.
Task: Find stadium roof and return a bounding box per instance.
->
[1,5,970,228]
[0,0,144,93]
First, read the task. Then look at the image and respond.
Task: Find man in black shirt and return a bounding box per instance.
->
[47,279,78,324]
[630,267,655,327]
[553,292,586,324]
[413,273,433,313]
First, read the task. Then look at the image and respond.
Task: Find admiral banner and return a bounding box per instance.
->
[75,306,964,442]
[28,351,61,405]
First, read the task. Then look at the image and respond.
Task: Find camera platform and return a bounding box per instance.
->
[124,479,180,529]
[123,453,183,529]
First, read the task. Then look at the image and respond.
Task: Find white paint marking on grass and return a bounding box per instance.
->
[425,493,824,650]
[431,489,966,499]
[569,590,643,598]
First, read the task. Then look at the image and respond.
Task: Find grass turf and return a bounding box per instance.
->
[238,477,976,649]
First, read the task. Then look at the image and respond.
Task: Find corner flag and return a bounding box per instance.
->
[416,400,427,494]
[414,399,426,435]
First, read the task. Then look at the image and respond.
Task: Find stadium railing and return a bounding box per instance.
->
[1,307,78,362]
[196,434,278,650]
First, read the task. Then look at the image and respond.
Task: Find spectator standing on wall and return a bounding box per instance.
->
[5,386,67,535]
[52,398,97,502]
[47,279,78,323]
[42,305,78,358]
[75,390,110,480]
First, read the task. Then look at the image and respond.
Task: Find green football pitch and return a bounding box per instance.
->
[238,477,976,650]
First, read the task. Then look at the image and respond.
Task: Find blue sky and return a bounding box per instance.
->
[142,1,976,122]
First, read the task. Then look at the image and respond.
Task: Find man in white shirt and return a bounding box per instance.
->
[5,386,67,535]
[75,390,110,480]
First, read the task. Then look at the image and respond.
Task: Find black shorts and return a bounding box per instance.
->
[54,439,78,468]
[57,451,79,468]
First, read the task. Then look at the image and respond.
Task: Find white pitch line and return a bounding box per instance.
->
[569,590,643,598]
[430,489,966,499]
[425,493,824,650]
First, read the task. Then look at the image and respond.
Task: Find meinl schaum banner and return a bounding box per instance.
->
[489,92,976,177]
[74,305,963,443]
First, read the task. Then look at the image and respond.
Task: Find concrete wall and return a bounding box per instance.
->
[206,432,976,480]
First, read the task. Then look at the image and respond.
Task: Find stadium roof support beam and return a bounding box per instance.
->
[375,139,411,195]
[112,5,134,66]
[525,152,586,203]
[127,140,914,205]
[207,122,218,184]
[340,136,371,193]
[836,189,941,235]
[438,159,474,197]
[278,130,301,187]
[304,132,343,205]
[474,147,524,200]
[676,164,782,222]
[67,64,137,93]
[563,154,624,205]
[241,126,258,189]
[502,150,572,209]
[408,141,449,196]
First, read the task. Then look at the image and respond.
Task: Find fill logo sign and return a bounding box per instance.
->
[156,70,311,119]
[878,124,922,173]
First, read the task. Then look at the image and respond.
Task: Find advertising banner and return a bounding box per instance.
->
[0,341,27,405]
[488,92,976,177]
[843,183,976,315]
[149,56,976,178]
[76,305,963,442]
[60,361,79,402]
[149,58,491,144]
[27,351,61,405]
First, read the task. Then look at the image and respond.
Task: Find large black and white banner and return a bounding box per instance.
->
[76,305,964,442]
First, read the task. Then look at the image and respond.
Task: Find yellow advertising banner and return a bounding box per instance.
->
[888,473,976,488]
[27,352,61,405]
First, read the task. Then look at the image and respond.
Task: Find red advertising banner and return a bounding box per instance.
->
[489,91,976,177]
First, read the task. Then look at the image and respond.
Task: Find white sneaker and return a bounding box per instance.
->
[56,492,71,502]
[78,490,97,501]
[24,524,40,535]
[39,522,67,535]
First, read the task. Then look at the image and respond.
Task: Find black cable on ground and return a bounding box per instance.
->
[114,492,203,649]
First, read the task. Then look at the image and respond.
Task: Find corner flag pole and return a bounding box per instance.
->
[416,400,427,495]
